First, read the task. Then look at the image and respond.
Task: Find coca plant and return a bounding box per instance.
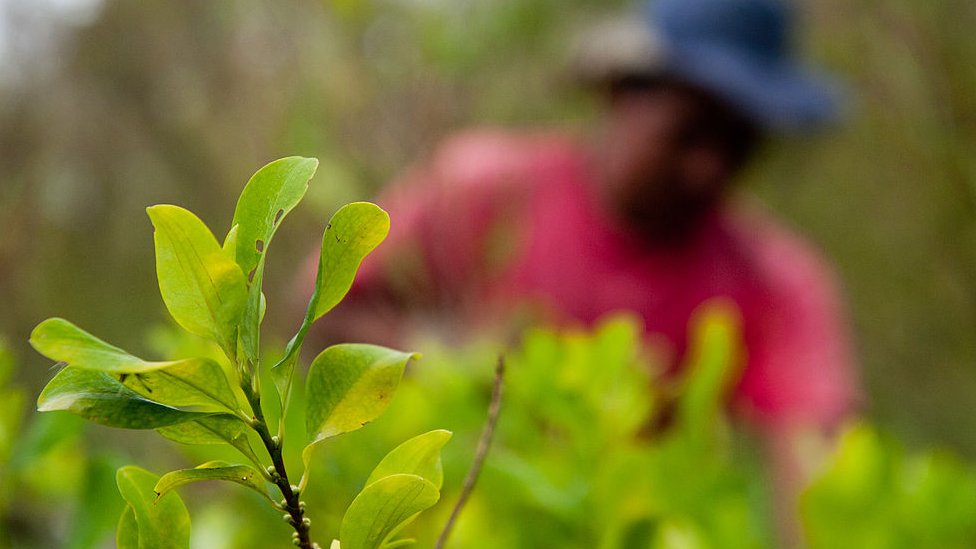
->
[30,157,450,549]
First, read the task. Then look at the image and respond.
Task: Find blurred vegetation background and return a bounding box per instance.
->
[1,0,974,463]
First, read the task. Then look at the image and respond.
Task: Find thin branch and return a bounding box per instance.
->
[434,356,506,549]
[240,375,316,549]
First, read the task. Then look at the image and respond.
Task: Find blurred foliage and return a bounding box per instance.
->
[803,424,976,548]
[6,309,976,547]
[1,0,974,456]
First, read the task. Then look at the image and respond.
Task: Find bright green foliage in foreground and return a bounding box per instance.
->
[7,292,976,546]
[29,158,449,549]
[804,424,976,548]
[319,310,976,549]
[408,307,773,549]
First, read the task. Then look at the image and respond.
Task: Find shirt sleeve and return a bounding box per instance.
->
[734,220,861,430]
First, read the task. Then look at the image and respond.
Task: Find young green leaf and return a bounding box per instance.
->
[339,474,440,549]
[31,318,178,374]
[222,224,240,258]
[366,430,452,490]
[231,157,318,361]
[116,466,191,549]
[116,506,139,549]
[147,204,247,353]
[154,461,271,502]
[308,202,390,320]
[231,156,318,280]
[37,367,210,429]
[272,203,390,407]
[305,344,417,444]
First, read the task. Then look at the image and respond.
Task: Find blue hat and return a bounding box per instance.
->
[578,0,843,131]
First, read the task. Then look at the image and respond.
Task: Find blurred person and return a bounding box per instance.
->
[310,0,859,544]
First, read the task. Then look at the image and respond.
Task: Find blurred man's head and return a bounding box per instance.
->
[578,0,842,241]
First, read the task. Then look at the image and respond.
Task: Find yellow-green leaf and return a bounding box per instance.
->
[116,506,139,549]
[155,461,271,502]
[231,157,318,361]
[272,202,390,408]
[340,474,439,549]
[156,414,247,445]
[231,157,318,278]
[366,430,452,490]
[305,344,417,444]
[147,204,246,352]
[37,367,209,429]
[31,318,239,411]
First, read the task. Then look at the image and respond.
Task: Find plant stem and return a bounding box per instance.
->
[434,357,505,549]
[241,376,317,549]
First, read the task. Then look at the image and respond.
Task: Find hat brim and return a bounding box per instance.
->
[661,40,842,131]
[573,19,843,132]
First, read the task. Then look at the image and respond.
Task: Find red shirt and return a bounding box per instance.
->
[359,129,859,428]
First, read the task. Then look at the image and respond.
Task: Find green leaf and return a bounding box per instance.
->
[118,359,239,412]
[231,157,318,361]
[156,414,262,466]
[677,300,744,439]
[30,318,180,374]
[147,204,247,353]
[366,430,452,490]
[340,474,439,549]
[37,367,210,429]
[155,414,247,445]
[272,202,390,409]
[31,318,239,411]
[116,466,190,549]
[231,156,318,280]
[309,202,390,320]
[222,224,240,258]
[117,506,139,549]
[155,461,271,502]
[305,344,417,444]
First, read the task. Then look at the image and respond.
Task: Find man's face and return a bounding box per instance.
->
[594,83,735,241]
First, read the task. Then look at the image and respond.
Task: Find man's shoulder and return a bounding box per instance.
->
[421,127,584,191]
[721,199,842,298]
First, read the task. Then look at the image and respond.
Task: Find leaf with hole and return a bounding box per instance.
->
[231,156,318,361]
[37,367,210,429]
[340,474,440,549]
[155,461,271,502]
[116,466,190,549]
[147,204,247,353]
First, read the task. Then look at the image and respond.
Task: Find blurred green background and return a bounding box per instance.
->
[1,0,974,478]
